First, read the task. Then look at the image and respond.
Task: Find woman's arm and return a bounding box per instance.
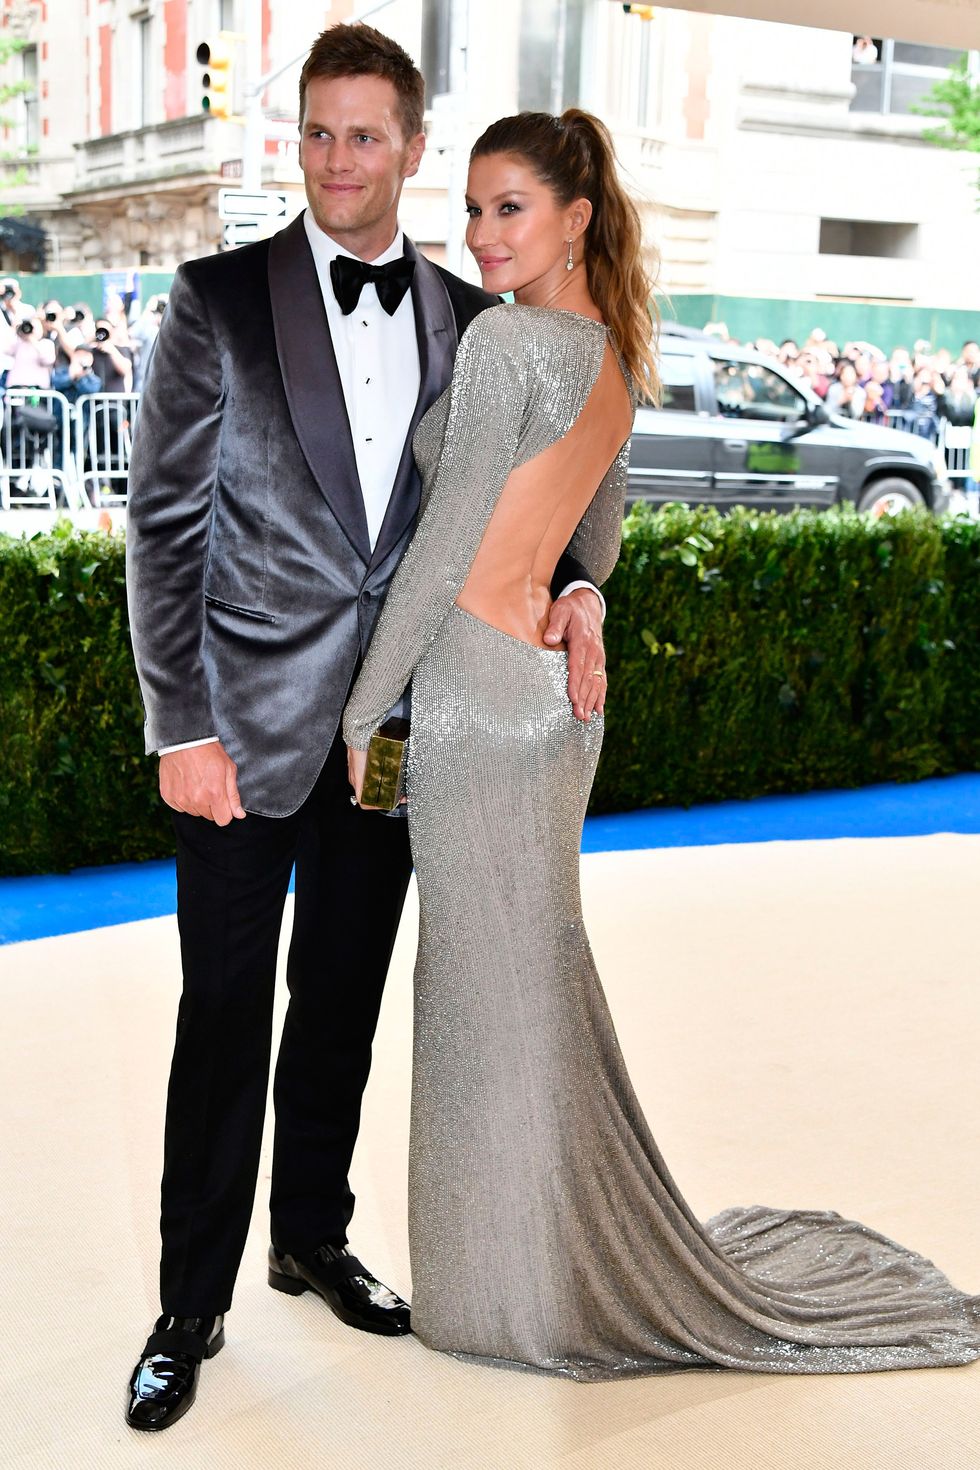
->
[342,306,527,751]
[565,436,631,588]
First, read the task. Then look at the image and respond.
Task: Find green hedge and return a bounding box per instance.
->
[2,508,979,875]
[0,522,170,876]
[593,503,973,810]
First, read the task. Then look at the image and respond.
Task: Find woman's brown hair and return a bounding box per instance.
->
[299,23,425,141]
[470,110,660,400]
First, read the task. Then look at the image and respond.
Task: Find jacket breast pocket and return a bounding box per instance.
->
[204,594,277,624]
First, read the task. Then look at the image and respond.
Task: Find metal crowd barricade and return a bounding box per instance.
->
[0,389,84,511]
[73,392,142,506]
[885,407,941,442]
[939,421,974,485]
[0,388,972,515]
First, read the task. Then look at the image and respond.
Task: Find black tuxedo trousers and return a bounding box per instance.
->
[161,729,412,1315]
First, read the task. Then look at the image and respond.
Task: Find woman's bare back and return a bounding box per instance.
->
[455,339,633,647]
[344,304,637,753]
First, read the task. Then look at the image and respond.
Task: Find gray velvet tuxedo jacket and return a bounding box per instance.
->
[126,213,595,817]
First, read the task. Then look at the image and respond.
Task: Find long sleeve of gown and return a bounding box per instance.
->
[342,306,529,750]
[565,437,631,588]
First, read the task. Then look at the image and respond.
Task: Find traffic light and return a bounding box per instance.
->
[622,4,656,16]
[197,37,233,119]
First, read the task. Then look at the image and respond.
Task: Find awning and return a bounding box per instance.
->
[0,217,47,270]
[661,0,980,49]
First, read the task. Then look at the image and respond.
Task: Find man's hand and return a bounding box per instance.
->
[544,587,607,722]
[159,743,246,826]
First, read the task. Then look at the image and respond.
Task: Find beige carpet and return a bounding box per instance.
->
[2,834,978,1470]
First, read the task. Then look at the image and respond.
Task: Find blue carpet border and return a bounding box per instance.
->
[3,772,979,946]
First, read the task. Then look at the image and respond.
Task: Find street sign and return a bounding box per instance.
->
[222,220,263,249]
[218,188,289,221]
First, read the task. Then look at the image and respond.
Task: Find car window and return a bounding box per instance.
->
[659,354,697,413]
[712,358,806,422]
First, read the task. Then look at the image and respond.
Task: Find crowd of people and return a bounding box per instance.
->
[701,320,980,437]
[3,277,975,440]
[2,274,977,503]
[0,277,167,400]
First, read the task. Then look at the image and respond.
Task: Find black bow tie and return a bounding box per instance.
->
[330,254,415,317]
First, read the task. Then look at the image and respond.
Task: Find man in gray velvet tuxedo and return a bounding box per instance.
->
[124,24,607,1431]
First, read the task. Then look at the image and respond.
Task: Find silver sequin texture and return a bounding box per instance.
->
[344,304,980,1379]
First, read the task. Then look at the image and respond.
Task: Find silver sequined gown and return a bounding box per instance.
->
[343,304,980,1379]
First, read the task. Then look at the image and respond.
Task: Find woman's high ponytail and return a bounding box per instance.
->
[471,109,660,400]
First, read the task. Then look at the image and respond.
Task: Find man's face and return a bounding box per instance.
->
[299,74,424,260]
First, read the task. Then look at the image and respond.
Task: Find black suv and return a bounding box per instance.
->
[629,334,951,516]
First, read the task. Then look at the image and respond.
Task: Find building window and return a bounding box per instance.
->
[21,43,39,152]
[606,6,659,129]
[849,38,971,115]
[140,17,153,127]
[518,0,586,113]
[422,0,451,106]
[819,219,920,259]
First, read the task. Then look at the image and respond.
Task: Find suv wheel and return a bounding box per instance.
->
[857,477,926,518]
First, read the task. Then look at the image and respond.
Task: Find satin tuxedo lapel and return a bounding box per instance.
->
[369,239,458,573]
[268,214,372,563]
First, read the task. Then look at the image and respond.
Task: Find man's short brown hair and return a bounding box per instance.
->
[299,23,425,140]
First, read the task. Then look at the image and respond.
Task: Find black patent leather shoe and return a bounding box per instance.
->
[268,1243,411,1335]
[125,1314,225,1432]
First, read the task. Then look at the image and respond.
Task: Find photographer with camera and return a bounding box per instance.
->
[59,346,102,403]
[130,294,168,391]
[40,300,84,392]
[88,315,134,394]
[0,311,58,494]
[0,277,32,326]
[0,311,57,388]
[80,317,135,489]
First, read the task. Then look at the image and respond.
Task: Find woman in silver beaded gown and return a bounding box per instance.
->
[343,111,980,1380]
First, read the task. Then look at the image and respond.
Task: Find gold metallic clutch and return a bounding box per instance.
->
[362,717,410,811]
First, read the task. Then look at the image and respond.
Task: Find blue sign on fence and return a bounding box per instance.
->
[102,269,140,314]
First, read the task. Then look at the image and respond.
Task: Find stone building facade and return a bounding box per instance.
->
[0,0,351,272]
[0,0,977,315]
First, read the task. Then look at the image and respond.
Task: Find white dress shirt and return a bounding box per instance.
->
[160,214,601,754]
[303,211,420,551]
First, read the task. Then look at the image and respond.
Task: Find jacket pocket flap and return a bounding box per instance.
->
[204,594,277,624]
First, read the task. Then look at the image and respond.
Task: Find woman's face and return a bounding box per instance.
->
[838,363,857,388]
[465,152,589,299]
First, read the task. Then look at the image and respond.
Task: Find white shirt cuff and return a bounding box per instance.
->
[556,580,606,621]
[158,736,220,755]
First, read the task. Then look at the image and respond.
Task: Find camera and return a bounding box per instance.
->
[94,326,111,343]
[45,310,58,323]
[2,285,16,300]
[153,297,168,315]
[72,309,87,324]
[17,319,35,336]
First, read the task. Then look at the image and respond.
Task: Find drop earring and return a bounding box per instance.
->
[566,239,574,272]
